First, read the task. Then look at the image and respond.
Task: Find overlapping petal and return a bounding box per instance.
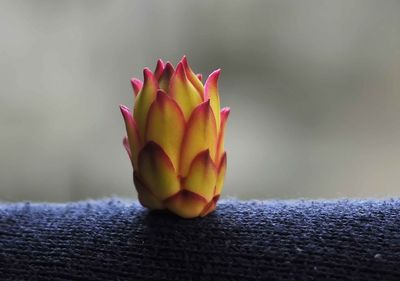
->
[215,152,227,196]
[134,173,164,209]
[145,90,185,170]
[164,190,207,218]
[199,196,219,217]
[181,56,204,99]
[134,68,158,137]
[205,69,221,132]
[158,62,174,92]
[181,150,217,202]
[138,141,180,200]
[130,78,143,97]
[153,59,165,80]
[120,105,141,169]
[169,62,202,120]
[179,100,217,177]
[216,107,230,166]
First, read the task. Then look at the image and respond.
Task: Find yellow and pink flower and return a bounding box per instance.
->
[120,57,230,218]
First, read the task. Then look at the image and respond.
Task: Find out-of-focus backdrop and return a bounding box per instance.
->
[1,0,400,202]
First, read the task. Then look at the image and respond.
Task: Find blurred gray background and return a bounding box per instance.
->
[1,0,400,202]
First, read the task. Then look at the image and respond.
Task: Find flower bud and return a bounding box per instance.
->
[120,57,230,218]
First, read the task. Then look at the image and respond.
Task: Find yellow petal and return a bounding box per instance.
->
[164,190,207,219]
[153,59,165,80]
[179,100,217,177]
[181,56,204,99]
[216,107,230,166]
[130,78,143,98]
[200,196,219,217]
[123,137,132,164]
[181,150,217,202]
[138,141,180,200]
[134,173,164,210]
[120,105,141,169]
[158,62,174,92]
[204,69,221,132]
[134,68,158,138]
[169,62,202,120]
[215,152,227,196]
[145,90,185,170]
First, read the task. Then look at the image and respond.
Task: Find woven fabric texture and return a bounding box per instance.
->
[0,199,399,281]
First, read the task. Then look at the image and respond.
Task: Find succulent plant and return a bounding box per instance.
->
[120,57,230,218]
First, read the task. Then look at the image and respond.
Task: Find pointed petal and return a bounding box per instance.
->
[204,69,221,132]
[179,100,217,176]
[215,152,227,196]
[181,150,217,202]
[181,56,204,99]
[123,136,131,159]
[154,59,165,80]
[134,68,158,138]
[130,78,143,97]
[164,190,207,218]
[138,141,180,200]
[196,73,202,81]
[169,62,202,120]
[159,62,174,92]
[120,105,141,169]
[216,107,230,165]
[200,195,219,217]
[145,90,185,170]
[134,173,164,209]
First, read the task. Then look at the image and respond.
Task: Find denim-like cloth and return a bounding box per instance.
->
[1,199,399,281]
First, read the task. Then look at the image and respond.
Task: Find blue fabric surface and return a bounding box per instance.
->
[0,199,399,280]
